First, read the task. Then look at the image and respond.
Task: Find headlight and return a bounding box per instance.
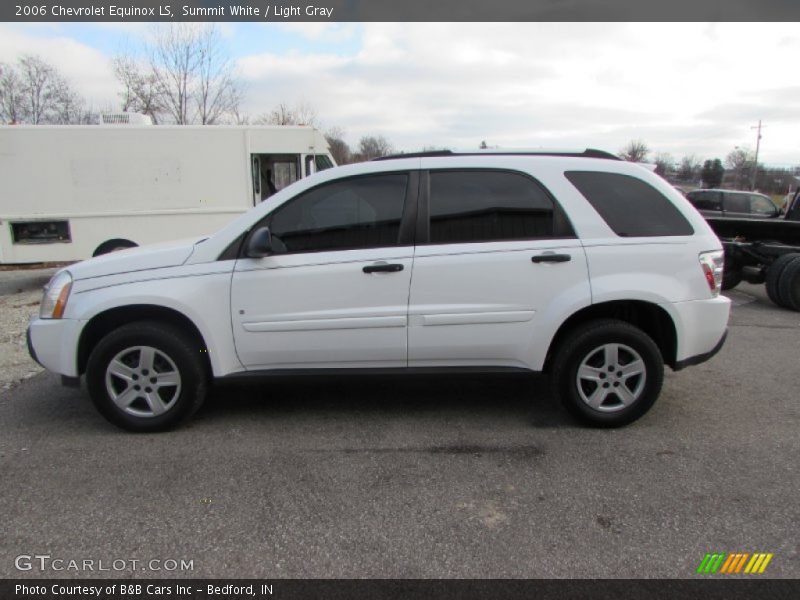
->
[40,270,73,319]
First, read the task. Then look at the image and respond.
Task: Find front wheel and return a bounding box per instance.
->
[86,321,208,431]
[550,319,664,427]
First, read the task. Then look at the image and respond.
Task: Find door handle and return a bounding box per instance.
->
[363,263,404,274]
[531,253,571,263]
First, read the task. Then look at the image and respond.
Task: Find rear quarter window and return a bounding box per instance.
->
[565,171,694,237]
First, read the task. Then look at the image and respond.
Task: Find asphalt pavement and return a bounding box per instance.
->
[0,283,798,579]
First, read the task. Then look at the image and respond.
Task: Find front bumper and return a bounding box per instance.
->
[26,316,82,377]
[26,325,41,366]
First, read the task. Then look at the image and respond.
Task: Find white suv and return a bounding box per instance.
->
[27,150,730,431]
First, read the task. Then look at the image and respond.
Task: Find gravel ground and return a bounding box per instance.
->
[0,283,797,579]
[0,268,56,391]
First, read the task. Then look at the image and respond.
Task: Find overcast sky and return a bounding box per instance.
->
[1,22,797,166]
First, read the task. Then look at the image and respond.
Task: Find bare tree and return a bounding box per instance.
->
[0,54,90,124]
[676,155,701,182]
[619,139,650,162]
[725,147,755,189]
[113,55,163,123]
[256,102,318,126]
[230,105,250,125]
[653,152,674,178]
[113,24,242,125]
[53,83,93,124]
[324,127,351,165]
[355,135,393,161]
[0,62,24,124]
[194,26,241,124]
[149,25,200,124]
[18,55,70,124]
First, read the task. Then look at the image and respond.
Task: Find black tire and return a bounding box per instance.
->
[765,253,800,308]
[550,319,664,428]
[86,321,208,432]
[721,266,743,291]
[93,239,138,257]
[777,256,800,311]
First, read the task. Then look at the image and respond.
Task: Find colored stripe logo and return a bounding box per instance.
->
[697,552,773,574]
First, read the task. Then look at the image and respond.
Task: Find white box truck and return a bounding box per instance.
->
[0,120,335,263]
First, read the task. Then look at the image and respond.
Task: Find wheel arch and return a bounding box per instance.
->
[78,304,211,376]
[92,238,138,257]
[543,300,678,372]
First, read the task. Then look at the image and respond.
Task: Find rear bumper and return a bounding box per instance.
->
[667,295,731,370]
[673,329,727,371]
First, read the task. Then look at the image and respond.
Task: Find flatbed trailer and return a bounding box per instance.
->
[705,191,800,310]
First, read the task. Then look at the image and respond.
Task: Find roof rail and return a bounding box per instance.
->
[373,148,620,161]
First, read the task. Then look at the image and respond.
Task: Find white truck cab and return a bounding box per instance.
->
[0,123,334,263]
[28,149,730,431]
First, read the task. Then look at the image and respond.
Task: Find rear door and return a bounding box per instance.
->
[231,171,418,370]
[722,192,751,218]
[407,168,589,369]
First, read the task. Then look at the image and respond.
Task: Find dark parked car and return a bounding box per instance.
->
[686,189,781,219]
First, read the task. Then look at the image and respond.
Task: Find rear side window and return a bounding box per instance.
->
[428,170,573,244]
[565,171,694,237]
[687,191,722,211]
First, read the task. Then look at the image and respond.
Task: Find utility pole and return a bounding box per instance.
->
[750,120,764,190]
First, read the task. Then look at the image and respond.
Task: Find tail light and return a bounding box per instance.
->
[699,250,724,296]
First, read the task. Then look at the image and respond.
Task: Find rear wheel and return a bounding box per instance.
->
[777,256,800,311]
[765,253,800,308]
[550,319,664,427]
[86,321,207,431]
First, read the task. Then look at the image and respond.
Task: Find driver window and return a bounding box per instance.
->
[268,173,408,254]
[750,194,776,215]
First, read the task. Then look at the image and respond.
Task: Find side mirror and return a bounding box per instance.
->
[245,226,273,258]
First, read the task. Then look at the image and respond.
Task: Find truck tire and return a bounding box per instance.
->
[86,321,208,432]
[777,256,800,311]
[721,266,743,291]
[550,319,664,428]
[766,253,800,308]
[93,239,138,256]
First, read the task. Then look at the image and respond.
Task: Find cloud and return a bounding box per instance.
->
[0,24,118,107]
[2,22,800,165]
[233,22,800,165]
[277,23,358,43]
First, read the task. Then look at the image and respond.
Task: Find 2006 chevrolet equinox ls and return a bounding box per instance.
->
[27,149,730,431]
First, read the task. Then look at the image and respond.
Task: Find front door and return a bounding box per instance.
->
[231,171,417,370]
